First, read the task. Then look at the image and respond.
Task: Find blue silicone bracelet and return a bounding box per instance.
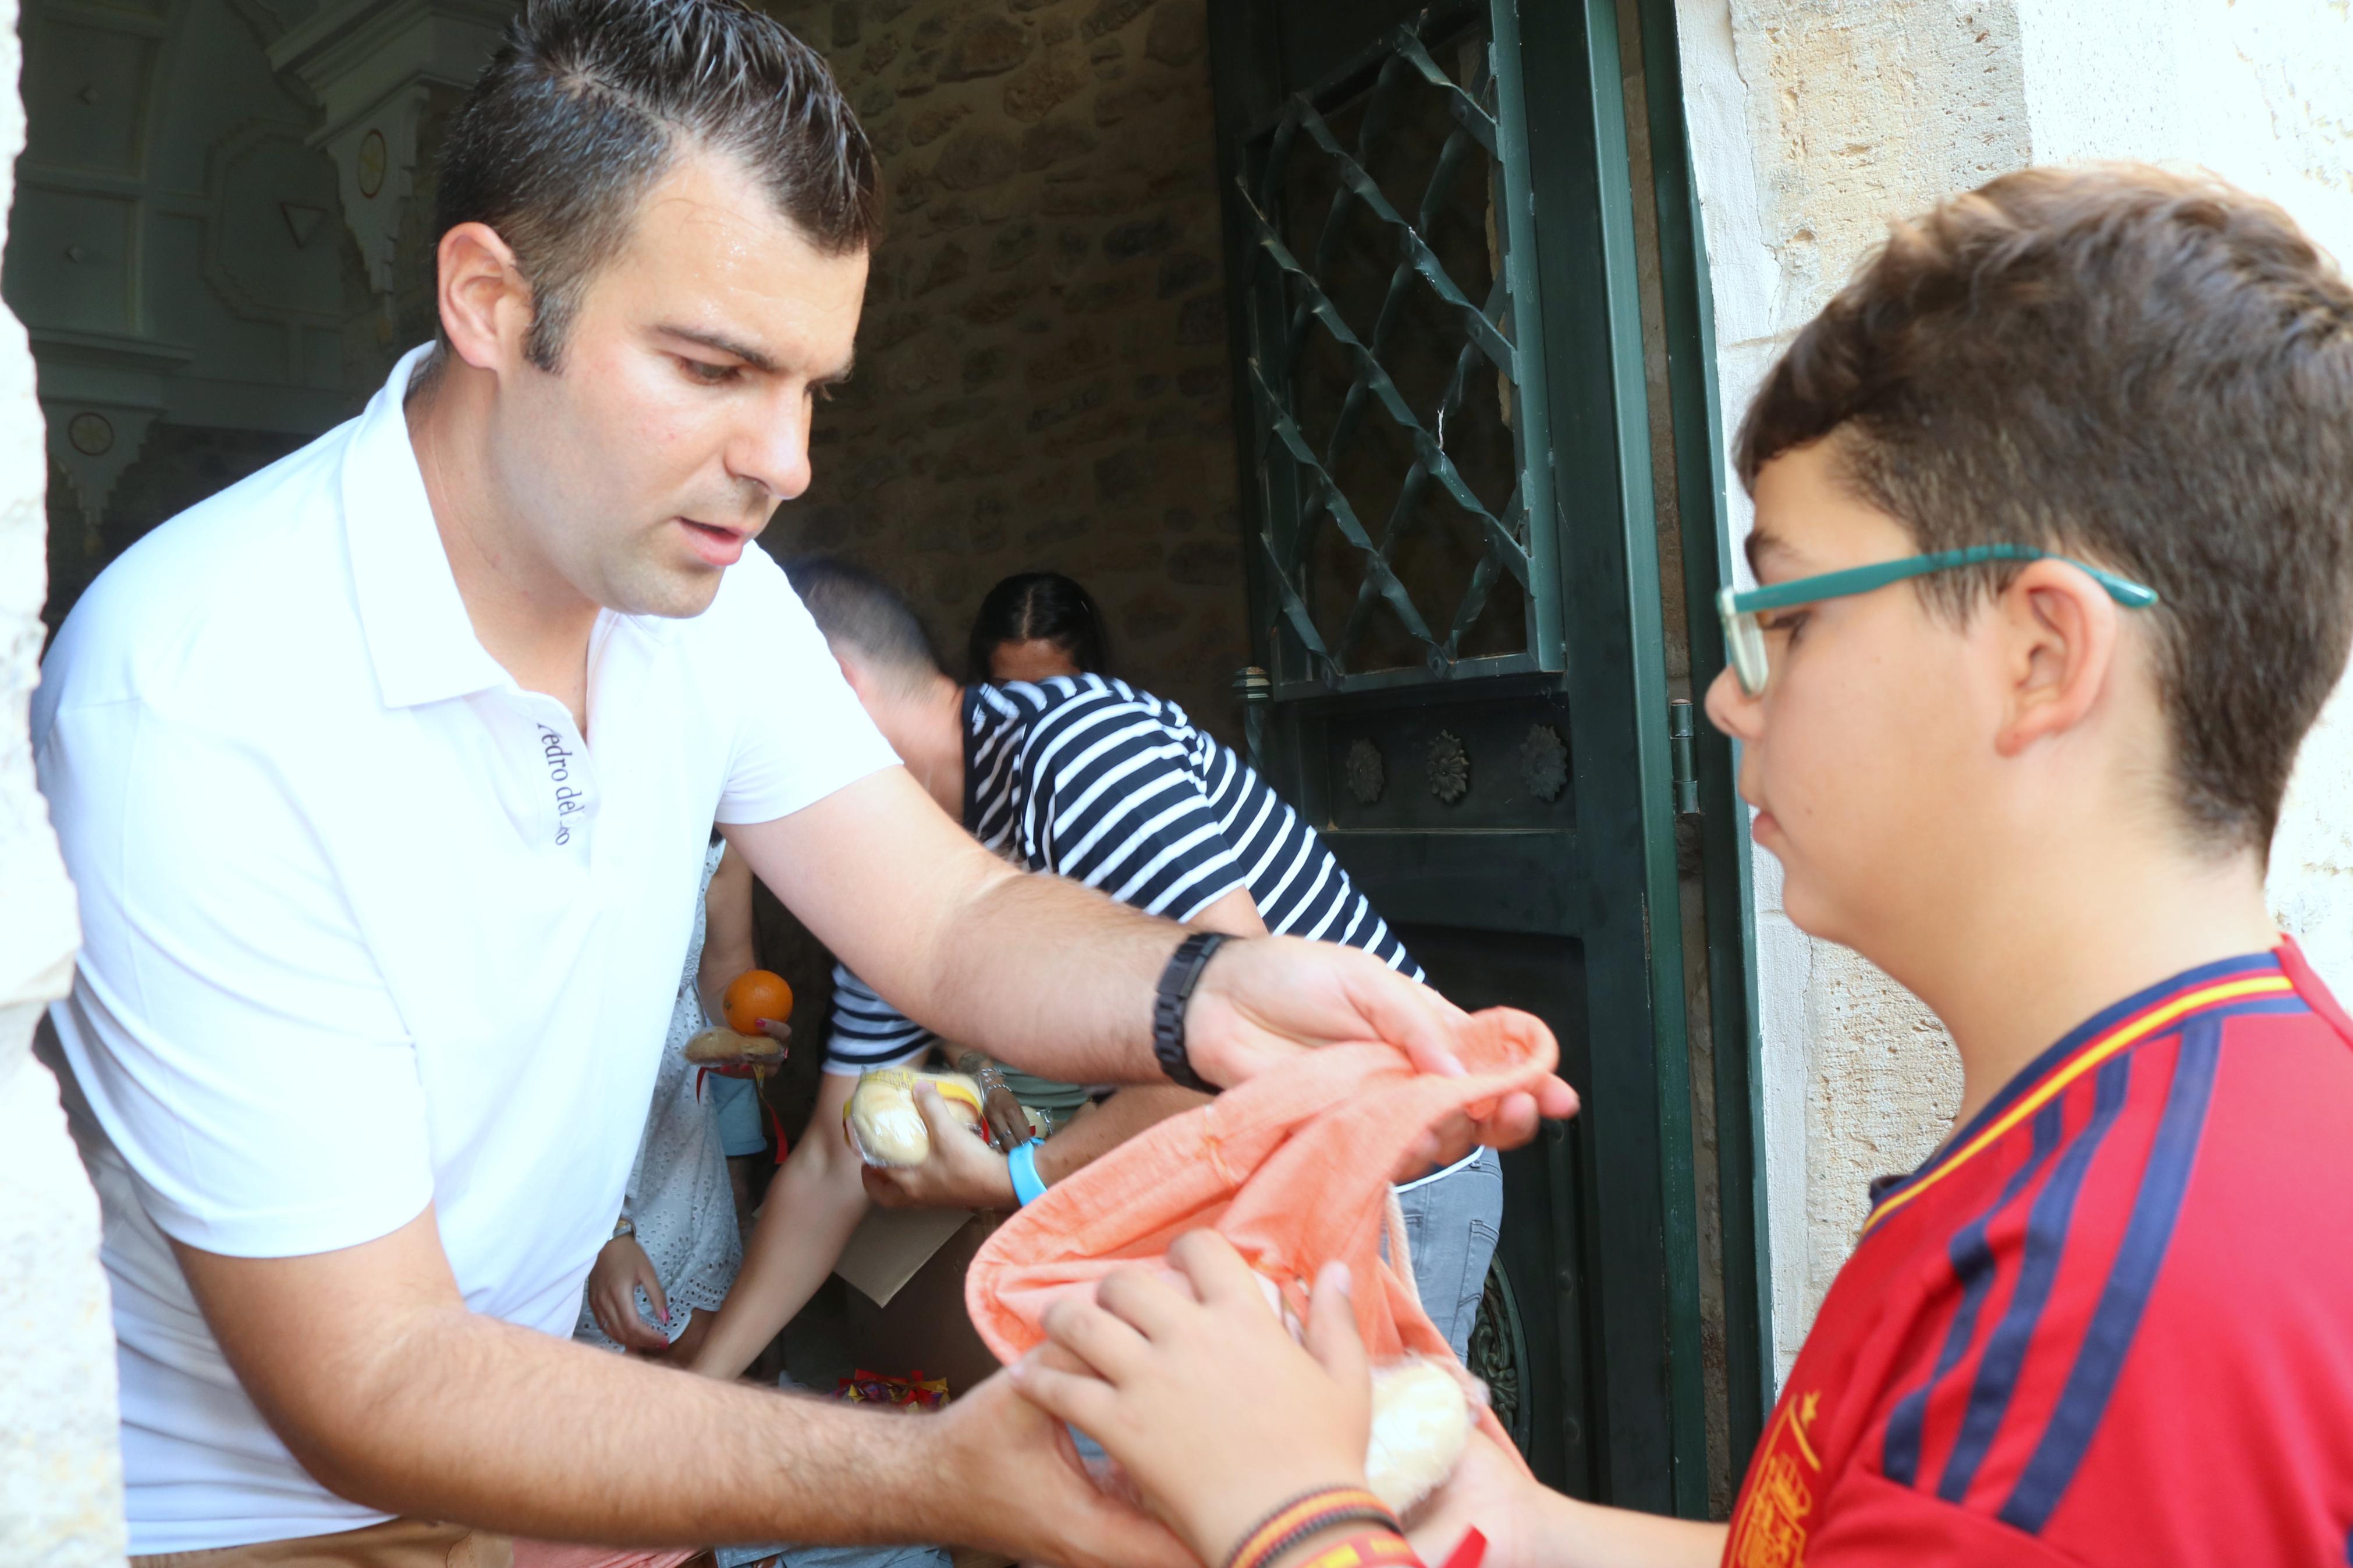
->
[1007,1140,1049,1207]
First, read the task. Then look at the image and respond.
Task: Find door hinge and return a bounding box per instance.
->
[1669,699,1699,816]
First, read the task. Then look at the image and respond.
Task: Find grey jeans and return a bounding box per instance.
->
[1397,1146,1506,1364]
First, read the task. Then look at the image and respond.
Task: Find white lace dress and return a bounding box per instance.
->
[575,838,744,1349]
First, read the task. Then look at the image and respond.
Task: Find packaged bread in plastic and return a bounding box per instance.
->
[844,1067,986,1167]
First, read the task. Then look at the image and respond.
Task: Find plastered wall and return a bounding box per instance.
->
[1676,0,2353,1383]
[0,0,126,1555]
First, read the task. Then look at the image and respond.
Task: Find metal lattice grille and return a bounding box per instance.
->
[1240,19,1541,690]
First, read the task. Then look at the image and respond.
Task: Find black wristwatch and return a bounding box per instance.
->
[1152,931,1229,1093]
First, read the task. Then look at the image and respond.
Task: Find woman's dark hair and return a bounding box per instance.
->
[432,0,881,373]
[967,573,1110,680]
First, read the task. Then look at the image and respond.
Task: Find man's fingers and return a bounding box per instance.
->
[1533,1075,1580,1119]
[1303,1261,1368,1391]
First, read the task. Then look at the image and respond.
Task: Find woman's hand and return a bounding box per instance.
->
[1009,1231,1373,1567]
[585,1235,673,1352]
[861,1085,1018,1210]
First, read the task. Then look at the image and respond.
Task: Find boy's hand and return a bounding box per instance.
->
[862,1085,1020,1210]
[1009,1231,1374,1567]
[1404,1428,1542,1568]
[585,1236,672,1352]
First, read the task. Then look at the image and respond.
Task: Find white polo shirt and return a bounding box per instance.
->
[32,346,899,1554]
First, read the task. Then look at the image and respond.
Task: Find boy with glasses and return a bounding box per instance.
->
[1000,165,2353,1567]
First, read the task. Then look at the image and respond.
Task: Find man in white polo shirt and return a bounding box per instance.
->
[30,1,1575,1565]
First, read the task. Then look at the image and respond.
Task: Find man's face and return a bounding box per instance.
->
[490,149,867,618]
[1703,439,2003,952]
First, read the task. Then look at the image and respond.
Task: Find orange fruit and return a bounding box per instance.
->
[722,969,794,1034]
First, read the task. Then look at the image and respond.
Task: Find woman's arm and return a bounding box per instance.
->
[697,845,759,1025]
[688,1071,868,1381]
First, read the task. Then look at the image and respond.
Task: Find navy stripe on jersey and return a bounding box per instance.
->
[964,677,1418,975]
[1937,1054,2135,1503]
[1999,1019,2224,1533]
[825,966,935,1072]
[1883,1103,2066,1487]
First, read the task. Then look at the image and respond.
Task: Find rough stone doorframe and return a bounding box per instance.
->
[1,0,129,1556]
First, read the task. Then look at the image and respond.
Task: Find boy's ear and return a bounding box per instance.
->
[1992,560,2122,758]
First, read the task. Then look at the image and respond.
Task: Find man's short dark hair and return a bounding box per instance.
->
[786,557,940,688]
[434,0,881,372]
[1739,165,2353,852]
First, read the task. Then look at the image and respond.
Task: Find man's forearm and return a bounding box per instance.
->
[1036,1086,1208,1184]
[286,1301,949,1545]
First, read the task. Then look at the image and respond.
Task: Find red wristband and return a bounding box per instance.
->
[1224,1488,1398,1568]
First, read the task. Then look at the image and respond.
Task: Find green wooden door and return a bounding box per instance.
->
[1205,0,1752,1514]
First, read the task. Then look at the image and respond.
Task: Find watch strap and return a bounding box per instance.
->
[1152,931,1229,1093]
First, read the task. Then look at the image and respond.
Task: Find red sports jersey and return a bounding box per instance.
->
[1724,941,2353,1566]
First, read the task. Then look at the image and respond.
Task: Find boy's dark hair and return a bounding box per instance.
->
[966,571,1110,681]
[434,0,880,372]
[1740,165,2353,851]
[786,557,941,689]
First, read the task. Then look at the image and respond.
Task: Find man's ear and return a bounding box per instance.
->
[436,222,535,373]
[1992,559,2121,758]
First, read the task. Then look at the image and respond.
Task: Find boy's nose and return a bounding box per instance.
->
[1703,663,1761,741]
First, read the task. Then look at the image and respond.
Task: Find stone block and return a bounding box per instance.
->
[1120,585,1185,639]
[1131,373,1165,399]
[1042,16,1074,44]
[1166,538,1240,586]
[1080,0,1153,44]
[1162,504,1200,534]
[916,240,970,294]
[938,431,1026,481]
[963,346,1012,391]
[1064,273,1144,314]
[987,220,1042,271]
[1093,77,1174,125]
[1002,49,1086,123]
[907,101,971,147]
[1027,378,1112,431]
[1040,406,1138,454]
[1019,467,1078,509]
[1089,34,1124,77]
[1094,445,1156,500]
[1020,117,1098,171]
[934,128,1020,189]
[1041,182,1142,218]
[833,1,861,47]
[863,34,902,73]
[927,202,979,233]
[1024,514,1091,547]
[1026,330,1112,385]
[893,165,935,214]
[1176,362,1225,397]
[866,309,932,351]
[1155,250,1213,298]
[1144,0,1204,66]
[899,48,940,96]
[1175,291,1225,345]
[927,395,993,430]
[1102,215,1176,261]
[941,12,1033,81]
[959,279,1039,324]
[855,79,897,119]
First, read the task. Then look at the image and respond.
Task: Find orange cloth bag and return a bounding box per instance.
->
[966,1008,1557,1466]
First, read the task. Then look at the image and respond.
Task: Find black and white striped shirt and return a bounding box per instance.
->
[824,675,1418,1073]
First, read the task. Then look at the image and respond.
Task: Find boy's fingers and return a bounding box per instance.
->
[1041,1294,1153,1382]
[1007,1350,1118,1435]
[1166,1229,1262,1307]
[1095,1265,1194,1342]
[1303,1261,1368,1391]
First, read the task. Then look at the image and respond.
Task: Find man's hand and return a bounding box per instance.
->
[862,1086,1019,1211]
[920,1370,1194,1568]
[1183,936,1580,1166]
[587,1235,673,1352]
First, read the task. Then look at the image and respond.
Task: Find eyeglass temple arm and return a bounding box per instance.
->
[1726,544,2158,614]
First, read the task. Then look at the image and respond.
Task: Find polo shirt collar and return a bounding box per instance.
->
[343,344,516,710]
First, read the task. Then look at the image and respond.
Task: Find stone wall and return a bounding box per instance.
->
[747,0,1251,739]
[1674,0,2353,1383]
[0,0,127,1555]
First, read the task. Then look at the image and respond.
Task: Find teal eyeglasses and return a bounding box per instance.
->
[1717,543,2159,696]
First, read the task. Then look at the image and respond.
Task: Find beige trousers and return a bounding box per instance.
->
[132,1517,513,1568]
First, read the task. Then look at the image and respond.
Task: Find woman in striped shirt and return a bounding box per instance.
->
[688,565,1502,1384]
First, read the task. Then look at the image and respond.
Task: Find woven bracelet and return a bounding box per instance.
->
[1289,1530,1424,1568]
[1224,1488,1398,1568]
